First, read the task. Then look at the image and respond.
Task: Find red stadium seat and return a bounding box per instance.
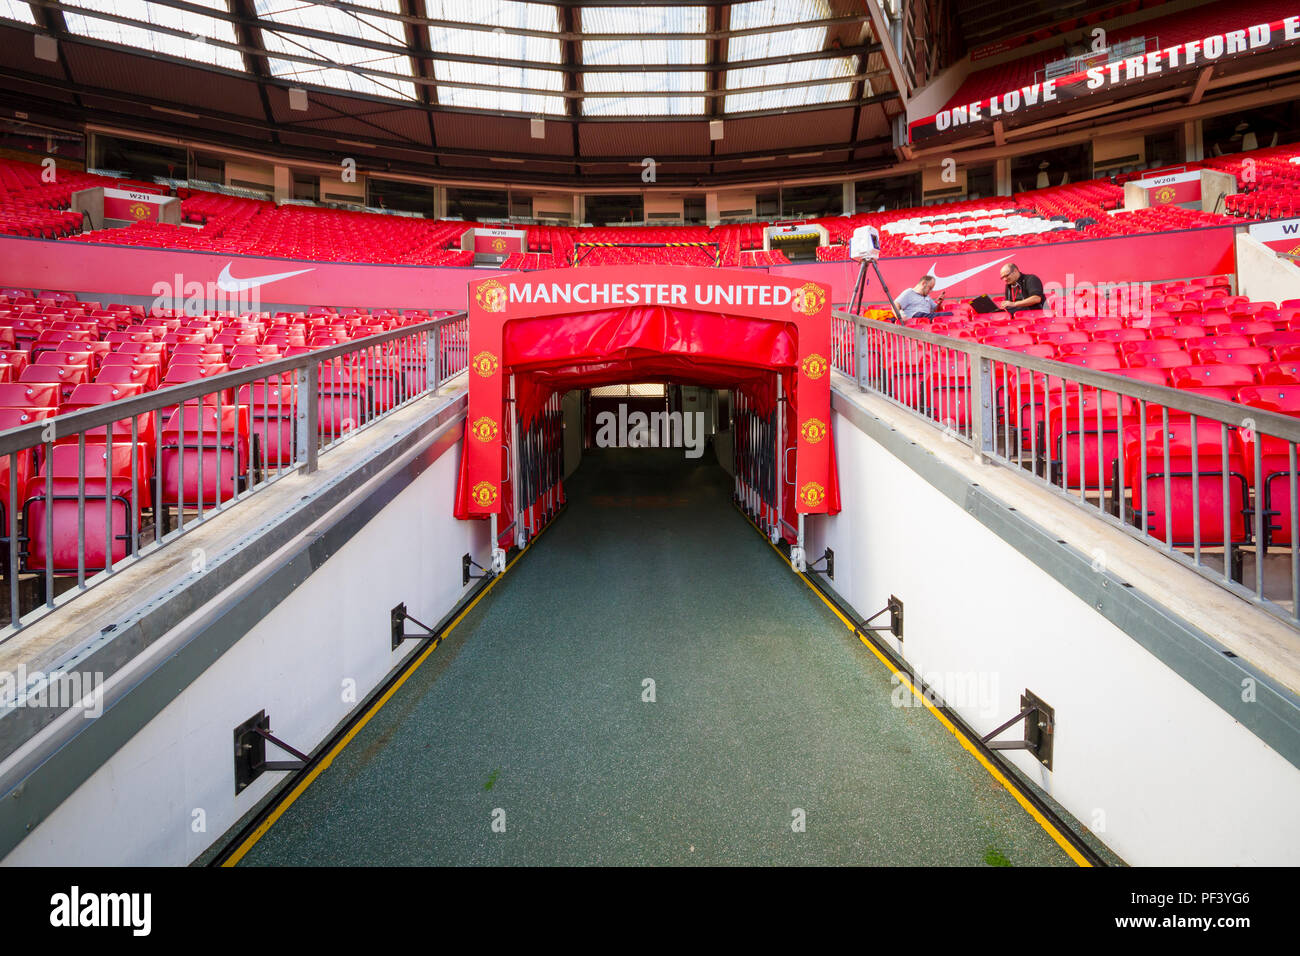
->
[0,382,61,409]
[1124,422,1250,561]
[19,364,89,403]
[1047,391,1135,490]
[238,382,296,466]
[1127,351,1193,370]
[158,402,253,515]
[21,444,147,574]
[95,364,159,391]
[1257,361,1300,386]
[1169,365,1256,390]
[1190,348,1271,367]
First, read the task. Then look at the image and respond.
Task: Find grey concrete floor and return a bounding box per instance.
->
[238,446,1076,866]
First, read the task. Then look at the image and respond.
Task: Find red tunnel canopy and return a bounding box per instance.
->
[506,305,797,423]
[456,267,839,525]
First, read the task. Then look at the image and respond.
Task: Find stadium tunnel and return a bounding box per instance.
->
[2,267,1298,868]
[453,267,840,574]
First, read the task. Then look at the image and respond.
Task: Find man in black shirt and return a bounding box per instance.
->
[998,262,1045,315]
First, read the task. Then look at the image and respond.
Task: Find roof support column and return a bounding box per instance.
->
[1184,120,1204,163]
[995,157,1012,197]
[273,165,291,202]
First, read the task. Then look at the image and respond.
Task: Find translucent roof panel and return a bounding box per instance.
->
[0,1,35,25]
[584,37,707,67]
[728,0,841,69]
[730,0,833,32]
[434,60,565,115]
[426,0,563,113]
[725,56,857,113]
[582,72,707,117]
[582,95,707,117]
[256,0,417,101]
[62,0,245,70]
[729,26,829,61]
[724,1,858,111]
[580,6,708,36]
[578,6,708,114]
[426,0,559,35]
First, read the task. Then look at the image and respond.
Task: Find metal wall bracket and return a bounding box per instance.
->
[982,690,1055,771]
[234,710,309,795]
[859,595,903,640]
[463,553,491,586]
[807,548,834,579]
[391,602,437,650]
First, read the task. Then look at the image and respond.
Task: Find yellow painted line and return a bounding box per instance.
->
[220,514,559,867]
[741,509,1093,867]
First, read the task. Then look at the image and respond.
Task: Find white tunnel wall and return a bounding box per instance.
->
[3,441,488,866]
[809,402,1300,866]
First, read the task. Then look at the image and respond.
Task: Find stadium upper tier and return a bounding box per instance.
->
[0,146,1297,268]
[939,0,1297,118]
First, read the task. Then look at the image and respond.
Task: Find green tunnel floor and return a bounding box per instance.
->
[236,445,1077,866]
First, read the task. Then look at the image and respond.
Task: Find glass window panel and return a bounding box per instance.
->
[0,1,35,25]
[257,0,417,99]
[63,0,244,70]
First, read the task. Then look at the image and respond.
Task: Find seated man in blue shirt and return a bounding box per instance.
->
[895,275,944,320]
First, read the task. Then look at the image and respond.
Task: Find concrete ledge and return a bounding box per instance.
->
[0,384,469,856]
[830,371,1300,770]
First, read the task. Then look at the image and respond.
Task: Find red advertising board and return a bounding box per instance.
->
[0,235,484,310]
[0,225,1237,313]
[911,15,1300,143]
[771,226,1237,305]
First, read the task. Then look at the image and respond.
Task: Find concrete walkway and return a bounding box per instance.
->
[239,446,1075,866]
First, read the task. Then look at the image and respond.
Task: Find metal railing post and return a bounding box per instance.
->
[855,318,868,391]
[296,364,319,474]
[427,326,440,392]
[974,351,995,459]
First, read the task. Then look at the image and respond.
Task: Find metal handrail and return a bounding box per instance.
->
[838,311,1300,445]
[0,310,470,638]
[0,312,469,458]
[837,308,1300,629]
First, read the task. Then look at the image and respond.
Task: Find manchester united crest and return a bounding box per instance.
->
[129,202,151,220]
[471,350,500,377]
[801,353,829,380]
[475,278,507,313]
[792,282,826,315]
[800,418,828,444]
[471,416,499,443]
[798,481,826,508]
[1154,186,1176,205]
[491,237,507,253]
[471,480,499,508]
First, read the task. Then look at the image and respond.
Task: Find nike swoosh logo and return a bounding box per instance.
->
[216,263,314,293]
[926,254,1015,292]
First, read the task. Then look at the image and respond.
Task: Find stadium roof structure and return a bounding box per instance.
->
[0,0,912,185]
